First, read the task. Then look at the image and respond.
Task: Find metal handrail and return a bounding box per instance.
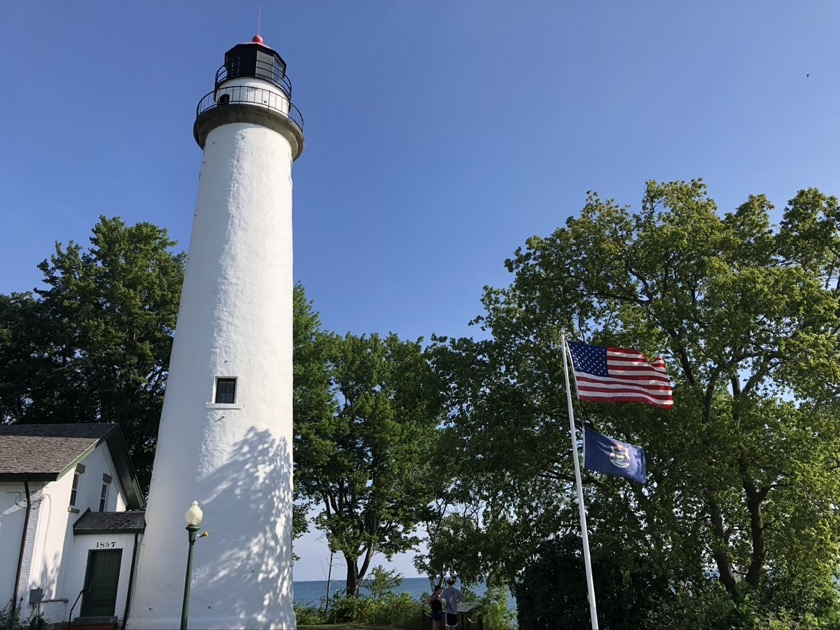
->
[215,62,293,96]
[67,587,86,626]
[195,85,304,132]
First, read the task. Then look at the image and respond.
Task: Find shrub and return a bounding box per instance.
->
[652,581,840,630]
[359,592,420,628]
[0,599,22,630]
[293,604,323,625]
[326,593,372,623]
[363,566,403,599]
[325,591,421,629]
[474,583,516,630]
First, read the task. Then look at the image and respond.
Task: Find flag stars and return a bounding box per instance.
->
[568,341,674,409]
[569,343,610,376]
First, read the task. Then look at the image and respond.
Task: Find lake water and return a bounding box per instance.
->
[294,576,439,607]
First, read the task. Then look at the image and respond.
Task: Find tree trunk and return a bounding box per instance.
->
[742,471,768,589]
[708,496,741,603]
[344,554,361,597]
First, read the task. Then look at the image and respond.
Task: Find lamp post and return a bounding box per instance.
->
[180,501,203,630]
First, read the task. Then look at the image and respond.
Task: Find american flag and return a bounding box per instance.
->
[567,342,674,409]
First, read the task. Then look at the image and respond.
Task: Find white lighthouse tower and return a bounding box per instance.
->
[129,35,303,630]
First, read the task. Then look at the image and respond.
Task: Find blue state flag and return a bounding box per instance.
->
[583,426,647,484]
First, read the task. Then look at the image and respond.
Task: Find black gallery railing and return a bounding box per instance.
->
[196,85,304,132]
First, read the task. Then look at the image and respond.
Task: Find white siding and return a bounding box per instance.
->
[0,481,46,613]
[0,440,138,625]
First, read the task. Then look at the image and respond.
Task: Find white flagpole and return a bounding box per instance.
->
[561,333,599,630]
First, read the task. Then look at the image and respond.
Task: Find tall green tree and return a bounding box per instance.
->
[1,220,338,507]
[433,181,840,625]
[295,332,446,597]
[292,284,337,541]
[0,217,184,489]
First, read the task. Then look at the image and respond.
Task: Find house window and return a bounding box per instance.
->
[69,464,85,512]
[215,378,237,404]
[99,474,112,512]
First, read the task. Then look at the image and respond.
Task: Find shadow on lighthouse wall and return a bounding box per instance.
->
[196,425,294,629]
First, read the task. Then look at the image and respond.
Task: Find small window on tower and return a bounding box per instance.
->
[215,378,237,404]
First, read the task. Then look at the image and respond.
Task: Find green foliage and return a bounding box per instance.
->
[0,598,45,630]
[416,511,485,586]
[471,582,516,630]
[651,582,840,630]
[321,587,421,629]
[0,221,334,504]
[516,536,668,630]
[0,216,184,489]
[292,284,336,542]
[0,598,23,630]
[296,332,447,596]
[430,180,840,624]
[648,582,747,630]
[325,593,370,623]
[375,593,420,628]
[362,565,403,600]
[357,592,420,628]
[292,604,322,625]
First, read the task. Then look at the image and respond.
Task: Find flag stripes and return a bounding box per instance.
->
[568,343,674,409]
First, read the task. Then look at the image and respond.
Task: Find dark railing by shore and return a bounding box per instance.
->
[195,85,304,132]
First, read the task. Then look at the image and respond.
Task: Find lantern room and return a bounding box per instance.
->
[216,36,290,97]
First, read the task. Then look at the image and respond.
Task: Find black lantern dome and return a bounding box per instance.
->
[194,35,304,159]
[218,38,289,96]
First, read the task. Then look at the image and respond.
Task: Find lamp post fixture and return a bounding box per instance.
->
[180,501,204,630]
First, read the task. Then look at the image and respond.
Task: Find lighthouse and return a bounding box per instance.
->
[129,35,303,630]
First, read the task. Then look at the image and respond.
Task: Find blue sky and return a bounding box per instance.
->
[3,2,840,581]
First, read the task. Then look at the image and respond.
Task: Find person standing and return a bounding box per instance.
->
[428,586,444,630]
[441,577,462,630]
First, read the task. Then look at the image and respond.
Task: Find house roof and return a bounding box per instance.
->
[74,509,146,534]
[0,423,144,509]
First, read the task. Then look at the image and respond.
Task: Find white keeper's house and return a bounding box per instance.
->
[0,424,145,629]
